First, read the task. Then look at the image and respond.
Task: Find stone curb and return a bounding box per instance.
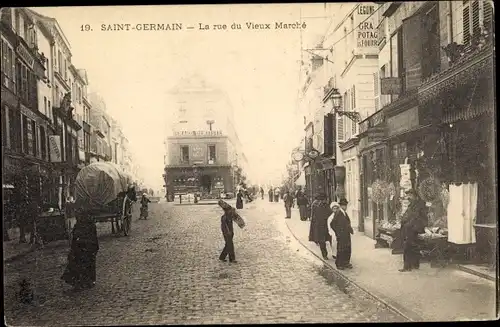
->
[457,264,497,282]
[4,246,38,264]
[282,218,423,322]
[4,240,69,264]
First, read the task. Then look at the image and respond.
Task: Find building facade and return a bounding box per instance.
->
[325,3,380,229]
[358,0,495,265]
[1,8,53,206]
[163,75,247,200]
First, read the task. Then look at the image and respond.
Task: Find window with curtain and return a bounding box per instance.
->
[10,109,22,152]
[22,115,29,154]
[31,121,37,157]
[40,126,47,160]
[2,106,7,147]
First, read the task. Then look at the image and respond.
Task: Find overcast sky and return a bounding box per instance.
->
[31,4,333,188]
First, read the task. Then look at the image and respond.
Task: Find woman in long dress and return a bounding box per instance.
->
[62,213,99,290]
[236,190,244,209]
[308,193,333,260]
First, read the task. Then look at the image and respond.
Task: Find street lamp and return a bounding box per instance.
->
[328,88,361,123]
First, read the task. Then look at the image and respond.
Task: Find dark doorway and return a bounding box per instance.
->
[201,175,212,193]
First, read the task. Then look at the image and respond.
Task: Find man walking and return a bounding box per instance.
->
[399,189,427,272]
[219,205,237,263]
[283,191,294,219]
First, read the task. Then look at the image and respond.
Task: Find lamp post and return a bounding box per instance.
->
[327,88,360,202]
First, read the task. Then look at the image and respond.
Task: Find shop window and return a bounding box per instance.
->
[181,145,189,163]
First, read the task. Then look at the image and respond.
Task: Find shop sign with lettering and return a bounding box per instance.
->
[49,135,62,163]
[174,130,222,137]
[20,104,38,122]
[356,5,378,49]
[191,145,204,160]
[380,77,401,95]
[387,106,420,137]
[17,44,34,69]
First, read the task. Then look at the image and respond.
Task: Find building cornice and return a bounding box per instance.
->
[339,136,360,151]
[82,96,91,108]
[331,4,361,37]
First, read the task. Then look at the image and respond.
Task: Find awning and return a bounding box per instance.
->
[418,44,493,105]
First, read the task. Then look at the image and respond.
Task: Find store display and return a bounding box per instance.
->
[447,183,477,244]
[418,177,441,202]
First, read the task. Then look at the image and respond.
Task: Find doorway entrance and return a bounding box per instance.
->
[200,175,212,193]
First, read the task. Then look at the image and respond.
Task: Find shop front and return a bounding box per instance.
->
[358,108,388,239]
[165,164,233,199]
[340,138,360,229]
[418,42,496,265]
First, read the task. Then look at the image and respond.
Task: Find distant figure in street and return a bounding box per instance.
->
[268,188,273,202]
[399,189,427,272]
[329,199,354,269]
[236,190,244,209]
[244,189,253,203]
[283,191,294,219]
[296,188,309,221]
[139,193,150,219]
[219,206,237,263]
[274,187,280,202]
[62,212,99,291]
[260,187,264,200]
[308,193,333,260]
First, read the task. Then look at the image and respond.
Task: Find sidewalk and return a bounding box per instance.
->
[274,204,497,322]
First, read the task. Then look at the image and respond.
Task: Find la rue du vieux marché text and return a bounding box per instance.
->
[98,21,306,32]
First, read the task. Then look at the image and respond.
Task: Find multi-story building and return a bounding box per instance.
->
[358,0,495,259]
[69,63,87,166]
[1,8,53,205]
[79,69,92,165]
[27,9,83,203]
[88,91,109,163]
[325,2,380,232]
[163,74,247,200]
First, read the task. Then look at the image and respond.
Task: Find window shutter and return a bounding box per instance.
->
[483,1,493,32]
[337,116,344,142]
[374,72,380,111]
[471,1,480,37]
[402,13,423,91]
[352,85,356,109]
[463,3,471,45]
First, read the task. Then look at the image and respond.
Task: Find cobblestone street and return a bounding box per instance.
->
[4,201,406,325]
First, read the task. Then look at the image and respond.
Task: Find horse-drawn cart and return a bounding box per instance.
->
[74,162,135,236]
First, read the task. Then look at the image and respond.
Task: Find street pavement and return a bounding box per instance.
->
[4,200,406,325]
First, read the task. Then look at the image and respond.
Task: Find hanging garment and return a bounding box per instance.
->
[447,183,477,244]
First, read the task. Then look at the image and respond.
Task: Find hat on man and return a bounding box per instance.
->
[330,202,340,209]
[339,198,349,206]
[405,189,417,196]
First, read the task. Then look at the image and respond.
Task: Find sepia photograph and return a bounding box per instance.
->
[1,2,497,325]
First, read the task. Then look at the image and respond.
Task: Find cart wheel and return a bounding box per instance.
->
[123,215,131,236]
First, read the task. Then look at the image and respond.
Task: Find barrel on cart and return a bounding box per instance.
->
[74,162,135,236]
